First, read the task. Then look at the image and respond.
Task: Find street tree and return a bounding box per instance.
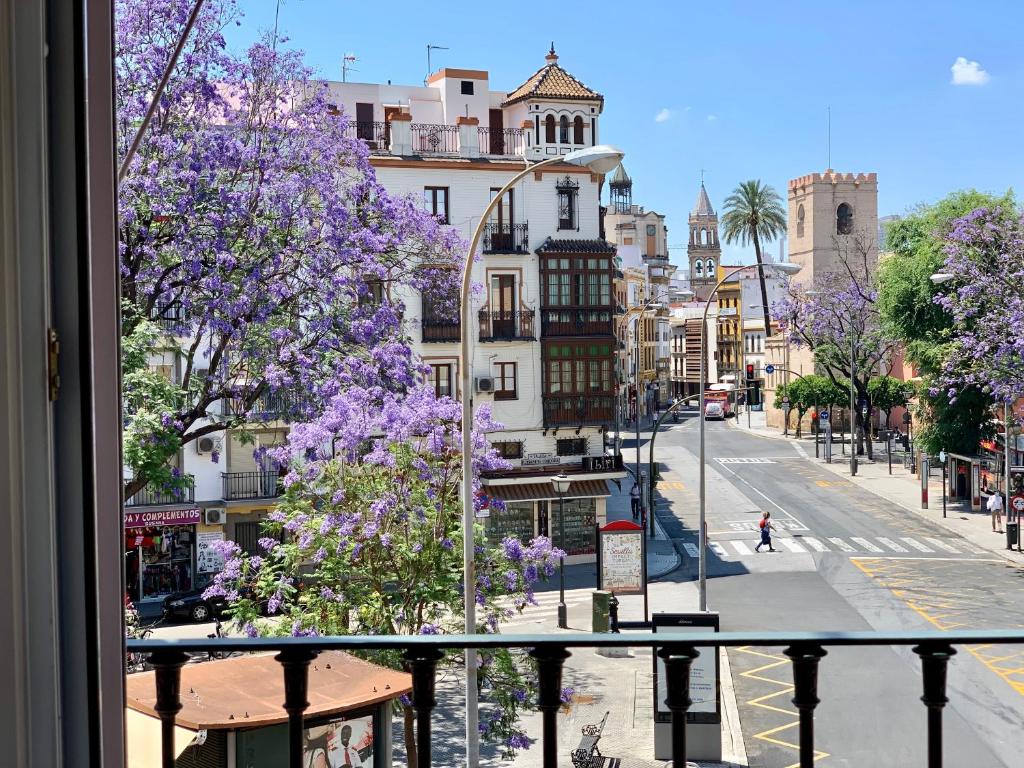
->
[867,375,916,431]
[206,390,565,764]
[721,180,787,337]
[778,375,846,437]
[877,190,1016,455]
[116,0,460,501]
[776,235,898,457]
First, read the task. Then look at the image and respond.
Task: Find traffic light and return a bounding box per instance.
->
[745,363,755,380]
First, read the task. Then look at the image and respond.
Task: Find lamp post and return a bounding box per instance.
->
[698,262,801,611]
[550,472,572,629]
[458,144,624,765]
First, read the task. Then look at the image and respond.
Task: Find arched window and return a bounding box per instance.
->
[694,260,703,277]
[573,115,584,144]
[796,204,805,238]
[837,203,854,235]
[706,258,715,276]
[700,228,707,246]
[545,114,556,143]
[559,115,569,143]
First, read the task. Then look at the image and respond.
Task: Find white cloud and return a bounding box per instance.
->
[951,56,990,86]
[655,108,672,123]
[706,114,718,122]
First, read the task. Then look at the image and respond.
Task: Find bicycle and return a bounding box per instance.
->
[126,626,153,673]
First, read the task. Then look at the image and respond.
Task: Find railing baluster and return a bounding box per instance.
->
[276,648,318,768]
[657,644,699,766]
[150,650,189,768]
[405,647,445,768]
[785,644,827,768]
[914,642,956,768]
[530,646,572,768]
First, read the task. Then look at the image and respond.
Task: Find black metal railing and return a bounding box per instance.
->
[128,629,1024,768]
[540,308,614,337]
[410,123,459,154]
[149,301,187,332]
[421,316,461,342]
[482,222,529,253]
[125,478,195,506]
[344,120,389,150]
[222,471,282,500]
[478,126,525,156]
[223,390,296,420]
[478,309,535,341]
[542,395,615,427]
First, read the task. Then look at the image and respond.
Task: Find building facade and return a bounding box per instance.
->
[686,183,720,302]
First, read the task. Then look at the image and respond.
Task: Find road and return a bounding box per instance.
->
[648,412,1024,767]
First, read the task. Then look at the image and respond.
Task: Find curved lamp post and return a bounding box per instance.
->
[550,472,572,628]
[458,144,624,765]
[698,262,801,611]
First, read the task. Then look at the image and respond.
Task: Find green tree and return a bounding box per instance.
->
[867,376,916,430]
[781,375,846,437]
[878,189,1016,454]
[721,180,787,336]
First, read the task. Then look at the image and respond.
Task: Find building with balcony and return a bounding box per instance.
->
[669,303,719,401]
[325,47,626,561]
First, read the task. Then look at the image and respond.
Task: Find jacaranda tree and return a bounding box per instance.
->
[116,0,461,500]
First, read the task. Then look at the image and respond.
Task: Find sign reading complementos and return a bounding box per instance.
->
[124,508,201,529]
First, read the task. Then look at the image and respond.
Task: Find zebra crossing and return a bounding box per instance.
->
[495,589,594,628]
[688,534,990,559]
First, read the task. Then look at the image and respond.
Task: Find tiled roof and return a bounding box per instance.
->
[610,163,631,186]
[502,46,603,107]
[535,237,617,255]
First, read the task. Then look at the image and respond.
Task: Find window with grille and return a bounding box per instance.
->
[492,441,523,459]
[556,176,579,230]
[556,437,587,456]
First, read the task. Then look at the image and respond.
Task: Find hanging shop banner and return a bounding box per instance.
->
[597,520,644,595]
[196,531,227,573]
[125,508,201,529]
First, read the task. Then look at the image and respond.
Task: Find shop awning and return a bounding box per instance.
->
[485,479,611,503]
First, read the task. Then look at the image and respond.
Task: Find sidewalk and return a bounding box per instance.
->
[605,469,682,579]
[731,411,1024,565]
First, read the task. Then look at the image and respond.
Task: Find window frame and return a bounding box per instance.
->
[428,363,454,399]
[493,361,518,401]
[492,440,524,460]
[423,186,450,224]
[556,437,588,457]
[460,80,474,95]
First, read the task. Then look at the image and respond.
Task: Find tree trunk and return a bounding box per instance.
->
[404,705,418,768]
[123,476,148,503]
[752,232,772,337]
[795,410,805,438]
[865,408,875,459]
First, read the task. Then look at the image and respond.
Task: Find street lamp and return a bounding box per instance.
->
[458,144,624,764]
[697,262,801,611]
[550,472,572,629]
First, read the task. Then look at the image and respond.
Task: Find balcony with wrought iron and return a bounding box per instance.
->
[343,120,390,151]
[421,315,461,343]
[222,471,283,501]
[542,394,615,427]
[410,123,460,155]
[478,126,526,157]
[125,477,195,507]
[223,389,297,421]
[148,300,188,332]
[540,308,614,337]
[482,222,529,254]
[478,309,535,341]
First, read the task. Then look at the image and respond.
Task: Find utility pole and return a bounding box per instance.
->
[850,330,857,476]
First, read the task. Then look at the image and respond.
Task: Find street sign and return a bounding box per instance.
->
[1013,495,1024,513]
[765,364,775,375]
[819,409,830,422]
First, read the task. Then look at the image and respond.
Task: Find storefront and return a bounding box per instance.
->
[481,479,611,564]
[124,507,201,605]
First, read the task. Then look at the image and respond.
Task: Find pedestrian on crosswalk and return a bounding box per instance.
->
[755,511,776,552]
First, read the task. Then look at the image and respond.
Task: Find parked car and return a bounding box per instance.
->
[704,401,725,420]
[162,583,226,623]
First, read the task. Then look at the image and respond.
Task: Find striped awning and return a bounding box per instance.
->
[484,479,611,503]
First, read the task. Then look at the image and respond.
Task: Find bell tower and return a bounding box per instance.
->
[687,181,720,301]
[608,163,632,214]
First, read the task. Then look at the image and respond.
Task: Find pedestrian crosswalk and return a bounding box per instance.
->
[495,589,594,628]
[690,534,990,559]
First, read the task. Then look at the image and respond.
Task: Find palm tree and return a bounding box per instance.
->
[721,180,787,337]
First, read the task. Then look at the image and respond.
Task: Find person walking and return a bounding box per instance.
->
[630,483,641,520]
[754,511,776,552]
[988,487,1004,533]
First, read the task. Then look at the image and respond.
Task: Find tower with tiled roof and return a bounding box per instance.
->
[687,181,720,302]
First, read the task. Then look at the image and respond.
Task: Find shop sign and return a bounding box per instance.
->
[598,522,644,595]
[196,531,226,573]
[125,508,201,529]
[522,452,558,466]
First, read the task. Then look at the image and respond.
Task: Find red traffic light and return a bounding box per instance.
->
[745,364,755,378]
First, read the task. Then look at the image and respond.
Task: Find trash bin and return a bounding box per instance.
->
[592,590,611,633]
[1007,521,1020,551]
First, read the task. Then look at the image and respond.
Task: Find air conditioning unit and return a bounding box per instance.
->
[196,436,222,455]
[204,507,227,526]
[475,376,495,393]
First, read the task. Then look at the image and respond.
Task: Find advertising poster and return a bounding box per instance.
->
[304,714,374,768]
[652,613,720,724]
[599,529,644,594]
[196,531,226,574]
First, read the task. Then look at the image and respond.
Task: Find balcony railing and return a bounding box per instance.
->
[129,628,1024,768]
[148,301,187,332]
[344,120,389,150]
[540,308,614,337]
[410,123,459,155]
[125,478,195,507]
[482,222,529,253]
[222,471,282,500]
[478,309,535,341]
[543,394,615,426]
[478,126,525,156]
[223,390,297,420]
[422,316,461,343]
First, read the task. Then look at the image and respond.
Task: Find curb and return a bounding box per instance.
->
[719,647,749,767]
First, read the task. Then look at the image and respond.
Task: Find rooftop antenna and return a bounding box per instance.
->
[342,53,358,82]
[425,44,449,85]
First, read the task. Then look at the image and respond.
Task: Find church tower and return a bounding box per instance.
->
[687,182,720,302]
[608,163,632,213]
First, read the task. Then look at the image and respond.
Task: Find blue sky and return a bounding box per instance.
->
[225,0,1020,264]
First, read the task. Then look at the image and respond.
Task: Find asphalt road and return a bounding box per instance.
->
[648,413,1024,768]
